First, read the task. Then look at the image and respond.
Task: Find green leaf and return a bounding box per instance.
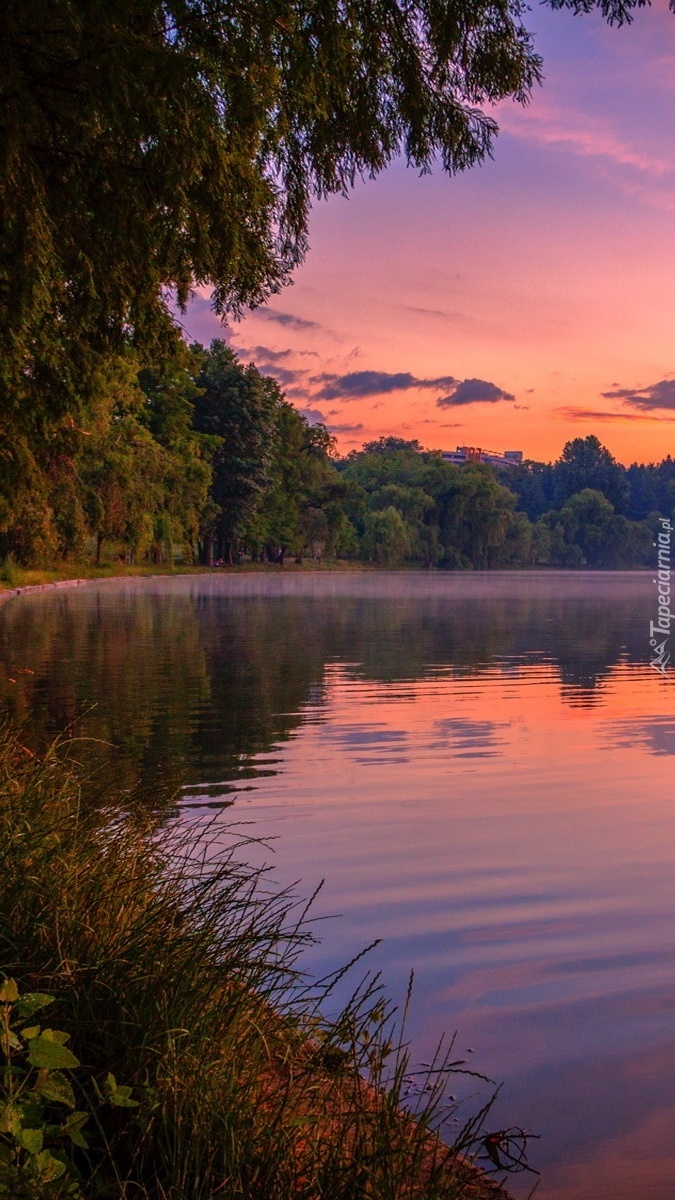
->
[16,1127,43,1154]
[15,993,53,1022]
[35,1070,75,1109]
[33,1149,66,1182]
[15,994,53,1020]
[109,1088,138,1109]
[6,1031,21,1051]
[0,1102,14,1134]
[0,980,18,1004]
[20,1026,39,1041]
[104,1073,139,1108]
[61,1112,88,1149]
[27,1038,79,1071]
[39,1030,70,1046]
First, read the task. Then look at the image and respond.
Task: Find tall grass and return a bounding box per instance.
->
[0,727,517,1199]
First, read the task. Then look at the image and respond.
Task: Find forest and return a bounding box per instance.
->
[1,339,671,573]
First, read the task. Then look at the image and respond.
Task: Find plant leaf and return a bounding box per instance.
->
[0,980,18,1003]
[16,1126,43,1154]
[40,1029,70,1046]
[33,1149,66,1182]
[61,1111,89,1149]
[27,1038,79,1070]
[35,1070,76,1109]
[15,994,53,1020]
[104,1073,139,1107]
[20,1026,40,1041]
[109,1088,139,1108]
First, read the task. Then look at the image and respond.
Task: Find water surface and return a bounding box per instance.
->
[1,571,674,1199]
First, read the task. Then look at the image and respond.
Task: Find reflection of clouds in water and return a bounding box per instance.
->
[325,717,510,762]
[498,1039,675,1200]
[325,723,410,766]
[602,716,675,756]
[431,717,510,758]
[332,727,406,747]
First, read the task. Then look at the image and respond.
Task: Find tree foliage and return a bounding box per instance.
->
[0,0,546,413]
[0,341,668,573]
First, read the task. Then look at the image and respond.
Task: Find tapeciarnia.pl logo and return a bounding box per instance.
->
[650,517,673,676]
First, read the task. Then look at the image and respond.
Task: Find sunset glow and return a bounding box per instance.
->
[184,3,675,465]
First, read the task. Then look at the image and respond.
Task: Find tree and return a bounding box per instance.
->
[552,436,627,512]
[546,0,674,27]
[439,463,524,567]
[363,507,411,567]
[536,488,651,567]
[251,404,348,563]
[192,341,280,563]
[2,0,545,412]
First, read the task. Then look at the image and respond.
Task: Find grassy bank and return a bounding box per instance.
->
[0,559,379,594]
[0,728,518,1199]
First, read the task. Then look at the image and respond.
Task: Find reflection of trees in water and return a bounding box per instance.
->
[0,584,650,795]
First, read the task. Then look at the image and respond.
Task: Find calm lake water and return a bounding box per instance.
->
[2,571,674,1199]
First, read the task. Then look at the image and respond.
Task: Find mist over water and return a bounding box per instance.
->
[1,571,674,1199]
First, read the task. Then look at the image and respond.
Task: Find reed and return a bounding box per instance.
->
[0,726,514,1199]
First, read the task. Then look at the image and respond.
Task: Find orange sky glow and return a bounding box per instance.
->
[184,3,675,466]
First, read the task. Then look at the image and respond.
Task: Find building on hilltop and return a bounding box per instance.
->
[441,446,523,468]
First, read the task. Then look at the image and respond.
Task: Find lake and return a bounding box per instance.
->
[1,570,674,1199]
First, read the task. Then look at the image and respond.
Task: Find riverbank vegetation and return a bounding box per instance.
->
[0,725,518,1199]
[0,339,671,575]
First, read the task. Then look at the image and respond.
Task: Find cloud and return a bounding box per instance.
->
[499,99,673,179]
[601,378,675,412]
[257,309,321,330]
[313,370,457,400]
[298,407,327,426]
[326,422,364,434]
[248,343,319,361]
[555,406,675,424]
[243,361,301,386]
[437,378,515,407]
[405,306,449,319]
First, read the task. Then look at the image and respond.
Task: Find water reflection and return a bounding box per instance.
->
[0,570,673,1198]
[0,572,657,795]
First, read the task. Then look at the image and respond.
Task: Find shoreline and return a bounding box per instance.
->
[0,560,654,605]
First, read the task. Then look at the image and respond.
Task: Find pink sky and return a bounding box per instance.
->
[183,2,675,466]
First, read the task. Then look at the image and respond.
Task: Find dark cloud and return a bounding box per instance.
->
[313,370,456,400]
[556,406,675,423]
[257,309,321,330]
[326,422,364,434]
[602,378,675,411]
[229,342,314,388]
[247,344,294,362]
[405,305,449,319]
[258,363,301,386]
[439,422,464,427]
[244,343,319,361]
[437,378,515,407]
[298,407,327,426]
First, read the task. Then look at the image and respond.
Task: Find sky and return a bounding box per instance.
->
[183,2,675,466]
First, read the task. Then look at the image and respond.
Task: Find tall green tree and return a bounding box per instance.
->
[192,341,279,563]
[552,436,627,512]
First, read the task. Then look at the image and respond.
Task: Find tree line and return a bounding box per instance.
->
[0,341,670,571]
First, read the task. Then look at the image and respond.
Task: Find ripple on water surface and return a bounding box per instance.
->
[0,571,672,1199]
